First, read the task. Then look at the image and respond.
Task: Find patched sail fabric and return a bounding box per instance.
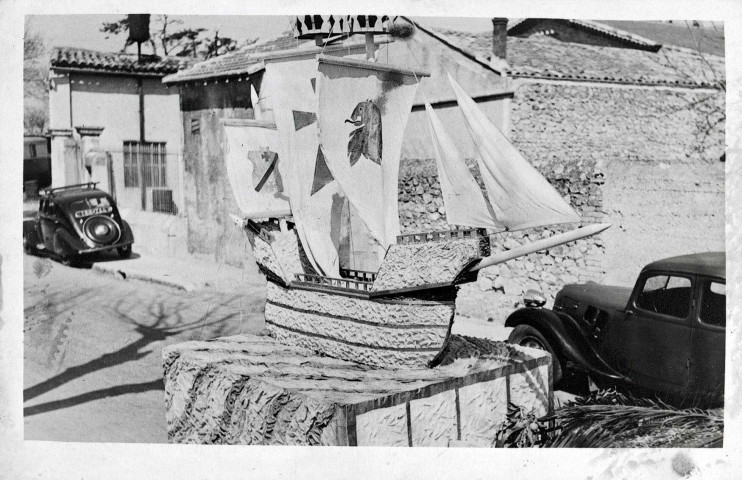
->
[317,55,424,249]
[425,103,499,230]
[264,59,340,277]
[222,119,290,216]
[447,74,581,231]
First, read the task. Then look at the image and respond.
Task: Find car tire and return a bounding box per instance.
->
[117,245,133,259]
[508,324,564,384]
[23,236,35,254]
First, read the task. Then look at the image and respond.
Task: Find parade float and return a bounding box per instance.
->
[162,16,609,446]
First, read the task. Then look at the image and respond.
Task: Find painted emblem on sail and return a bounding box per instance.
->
[221,119,291,217]
[345,100,382,166]
[248,147,286,199]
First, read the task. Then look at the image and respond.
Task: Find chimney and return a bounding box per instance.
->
[491,17,508,60]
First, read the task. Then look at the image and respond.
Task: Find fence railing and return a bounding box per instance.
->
[396,227,487,245]
[294,273,374,292]
[339,268,378,282]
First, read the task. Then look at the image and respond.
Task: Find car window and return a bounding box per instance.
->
[637,274,692,318]
[700,281,726,327]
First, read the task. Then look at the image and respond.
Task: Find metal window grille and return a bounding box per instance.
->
[123,141,167,188]
[123,141,139,187]
[152,188,176,214]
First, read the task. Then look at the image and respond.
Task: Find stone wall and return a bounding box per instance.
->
[509,82,724,287]
[402,81,724,321]
[398,155,605,321]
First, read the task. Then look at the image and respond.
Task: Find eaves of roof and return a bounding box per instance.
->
[162,40,381,84]
[50,46,192,77]
[507,18,662,52]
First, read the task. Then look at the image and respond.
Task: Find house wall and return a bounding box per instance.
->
[179,80,258,266]
[454,79,725,320]
[48,72,184,213]
[402,98,509,159]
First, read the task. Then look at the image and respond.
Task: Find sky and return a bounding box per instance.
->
[27,15,495,54]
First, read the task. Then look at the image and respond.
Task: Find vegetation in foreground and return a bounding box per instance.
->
[494,389,723,448]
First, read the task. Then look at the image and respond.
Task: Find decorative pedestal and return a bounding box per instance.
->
[162,333,551,446]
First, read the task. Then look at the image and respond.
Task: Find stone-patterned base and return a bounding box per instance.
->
[264,281,455,369]
[162,333,551,446]
[371,233,490,295]
[252,228,305,285]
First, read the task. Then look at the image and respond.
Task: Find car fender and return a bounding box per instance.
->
[119,219,135,244]
[505,308,631,383]
[53,226,86,252]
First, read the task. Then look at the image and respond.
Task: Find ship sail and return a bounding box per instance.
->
[222,119,291,217]
[446,73,582,231]
[316,55,426,250]
[265,59,341,277]
[424,103,500,230]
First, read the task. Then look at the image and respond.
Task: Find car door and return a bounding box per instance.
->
[619,271,694,394]
[38,198,57,249]
[688,277,725,405]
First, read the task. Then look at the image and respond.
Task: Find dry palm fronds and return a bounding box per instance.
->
[493,403,548,448]
[541,389,723,448]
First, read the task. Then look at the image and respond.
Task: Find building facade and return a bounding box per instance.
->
[162,22,514,264]
[48,47,192,255]
[436,19,725,318]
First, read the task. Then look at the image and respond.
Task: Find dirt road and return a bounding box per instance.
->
[23,253,267,443]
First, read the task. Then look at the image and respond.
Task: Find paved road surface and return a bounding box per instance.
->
[23,251,575,443]
[23,253,266,443]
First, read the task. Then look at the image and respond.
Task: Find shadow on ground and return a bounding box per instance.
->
[23,295,242,416]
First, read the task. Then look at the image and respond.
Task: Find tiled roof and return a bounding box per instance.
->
[241,31,308,54]
[163,31,372,84]
[599,21,724,57]
[162,32,316,84]
[51,46,193,76]
[508,18,661,52]
[436,29,725,89]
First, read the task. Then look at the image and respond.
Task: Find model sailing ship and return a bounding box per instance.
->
[224,30,610,371]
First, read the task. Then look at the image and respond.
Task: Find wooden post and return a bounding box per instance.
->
[138,77,147,210]
[365,32,377,61]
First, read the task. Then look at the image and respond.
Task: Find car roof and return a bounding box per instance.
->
[643,252,725,280]
[46,188,112,205]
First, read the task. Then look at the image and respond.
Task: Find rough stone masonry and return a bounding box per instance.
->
[398,80,724,321]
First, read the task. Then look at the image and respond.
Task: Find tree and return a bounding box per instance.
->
[100,15,248,59]
[652,22,725,157]
[24,20,49,135]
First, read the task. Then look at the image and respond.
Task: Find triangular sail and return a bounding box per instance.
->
[222,119,291,217]
[424,103,500,230]
[447,74,581,230]
[263,59,340,277]
[317,55,426,251]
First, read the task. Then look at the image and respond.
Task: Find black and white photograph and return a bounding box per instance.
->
[2,1,742,479]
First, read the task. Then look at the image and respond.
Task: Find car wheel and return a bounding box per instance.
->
[117,245,133,259]
[52,232,75,267]
[23,236,34,254]
[508,324,564,384]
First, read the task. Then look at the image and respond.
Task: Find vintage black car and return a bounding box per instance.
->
[506,252,725,406]
[23,183,134,264]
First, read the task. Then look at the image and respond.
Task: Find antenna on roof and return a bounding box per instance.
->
[128,14,151,62]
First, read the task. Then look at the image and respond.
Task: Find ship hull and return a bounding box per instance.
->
[264,280,455,369]
[245,219,489,369]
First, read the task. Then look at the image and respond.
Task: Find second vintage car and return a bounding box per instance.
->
[506,252,726,406]
[23,182,135,264]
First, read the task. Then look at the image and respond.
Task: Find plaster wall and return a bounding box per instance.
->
[49,72,184,214]
[413,80,723,320]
